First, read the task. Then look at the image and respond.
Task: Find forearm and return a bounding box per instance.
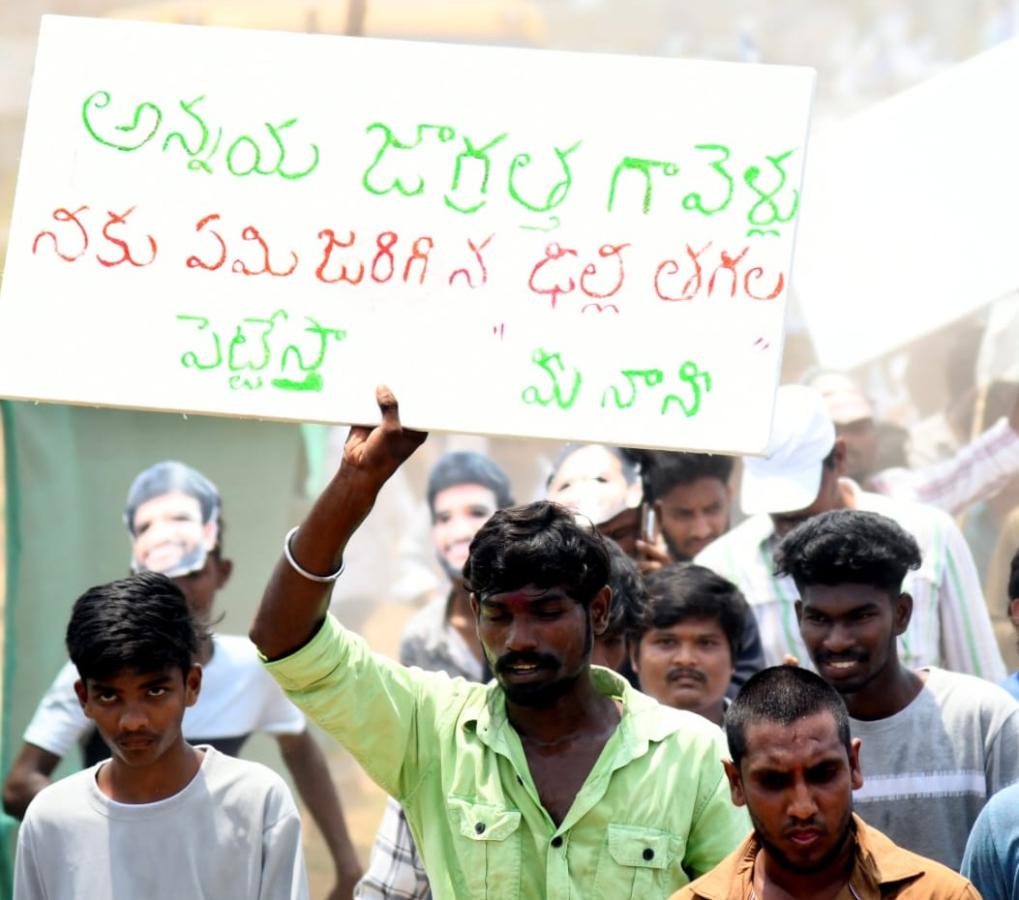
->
[2,745,61,820]
[909,418,1019,514]
[252,386,425,659]
[278,730,362,881]
[251,465,387,660]
[2,771,52,820]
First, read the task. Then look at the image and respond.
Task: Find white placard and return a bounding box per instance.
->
[0,16,814,453]
[794,37,1019,370]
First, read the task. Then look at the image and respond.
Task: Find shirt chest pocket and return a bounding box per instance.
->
[447,797,522,900]
[595,823,682,899]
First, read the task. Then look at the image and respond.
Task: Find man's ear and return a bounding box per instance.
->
[723,759,746,807]
[469,592,481,623]
[185,664,202,707]
[74,679,89,716]
[849,737,864,791]
[831,438,848,477]
[590,585,613,637]
[794,599,804,624]
[214,557,233,590]
[1009,596,1019,626]
[628,639,641,679]
[893,592,913,634]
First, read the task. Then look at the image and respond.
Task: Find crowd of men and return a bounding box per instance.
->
[5,374,1019,899]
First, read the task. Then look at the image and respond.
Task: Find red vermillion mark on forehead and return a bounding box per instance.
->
[479,585,568,613]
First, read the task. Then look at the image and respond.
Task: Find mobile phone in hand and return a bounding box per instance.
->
[641,503,659,544]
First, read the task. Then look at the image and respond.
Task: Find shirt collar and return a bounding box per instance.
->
[850,814,927,888]
[464,665,684,757]
[689,816,927,900]
[684,831,757,900]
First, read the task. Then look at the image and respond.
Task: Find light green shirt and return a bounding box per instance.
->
[265,615,749,900]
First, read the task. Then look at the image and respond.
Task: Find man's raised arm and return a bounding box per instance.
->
[250,386,426,660]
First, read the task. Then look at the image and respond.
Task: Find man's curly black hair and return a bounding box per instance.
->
[774,509,921,596]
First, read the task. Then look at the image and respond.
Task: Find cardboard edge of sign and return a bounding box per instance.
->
[0,392,770,458]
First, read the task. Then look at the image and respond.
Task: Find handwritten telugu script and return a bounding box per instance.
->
[1,17,813,450]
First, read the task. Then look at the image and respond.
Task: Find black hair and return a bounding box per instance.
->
[124,460,220,531]
[1009,546,1019,604]
[66,571,205,683]
[603,539,648,639]
[726,665,852,767]
[547,444,638,490]
[774,509,921,596]
[641,451,733,503]
[463,501,610,606]
[427,451,514,516]
[635,564,747,661]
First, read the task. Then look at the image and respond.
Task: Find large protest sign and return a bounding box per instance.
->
[0,16,813,453]
[794,37,1019,371]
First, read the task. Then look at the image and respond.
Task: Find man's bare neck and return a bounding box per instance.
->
[754,832,855,900]
[98,742,204,805]
[507,672,619,745]
[512,683,622,826]
[841,665,924,720]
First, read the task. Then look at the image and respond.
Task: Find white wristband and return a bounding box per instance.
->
[283,526,345,583]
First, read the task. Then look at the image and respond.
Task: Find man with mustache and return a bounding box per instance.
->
[641,452,734,563]
[672,665,980,899]
[252,388,748,899]
[629,565,749,725]
[776,509,1019,870]
[357,451,512,900]
[696,384,1005,681]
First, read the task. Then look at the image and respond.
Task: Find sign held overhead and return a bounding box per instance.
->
[0,15,814,453]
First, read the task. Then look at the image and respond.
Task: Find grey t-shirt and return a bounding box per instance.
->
[851,667,1019,870]
[398,593,484,681]
[14,746,309,900]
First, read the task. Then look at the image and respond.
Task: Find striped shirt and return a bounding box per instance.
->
[870,418,1019,516]
[696,481,1007,681]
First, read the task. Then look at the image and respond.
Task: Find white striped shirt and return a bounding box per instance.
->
[696,481,1007,681]
[869,417,1019,516]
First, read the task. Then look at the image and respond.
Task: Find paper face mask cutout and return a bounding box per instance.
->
[129,489,219,578]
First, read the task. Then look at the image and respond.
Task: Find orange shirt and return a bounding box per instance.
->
[671,815,981,900]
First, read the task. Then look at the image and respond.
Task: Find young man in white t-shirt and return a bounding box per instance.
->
[2,461,363,895]
[775,508,1019,870]
[15,571,309,900]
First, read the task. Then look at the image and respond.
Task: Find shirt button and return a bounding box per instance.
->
[643,848,655,861]
[551,836,563,848]
[475,823,486,835]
